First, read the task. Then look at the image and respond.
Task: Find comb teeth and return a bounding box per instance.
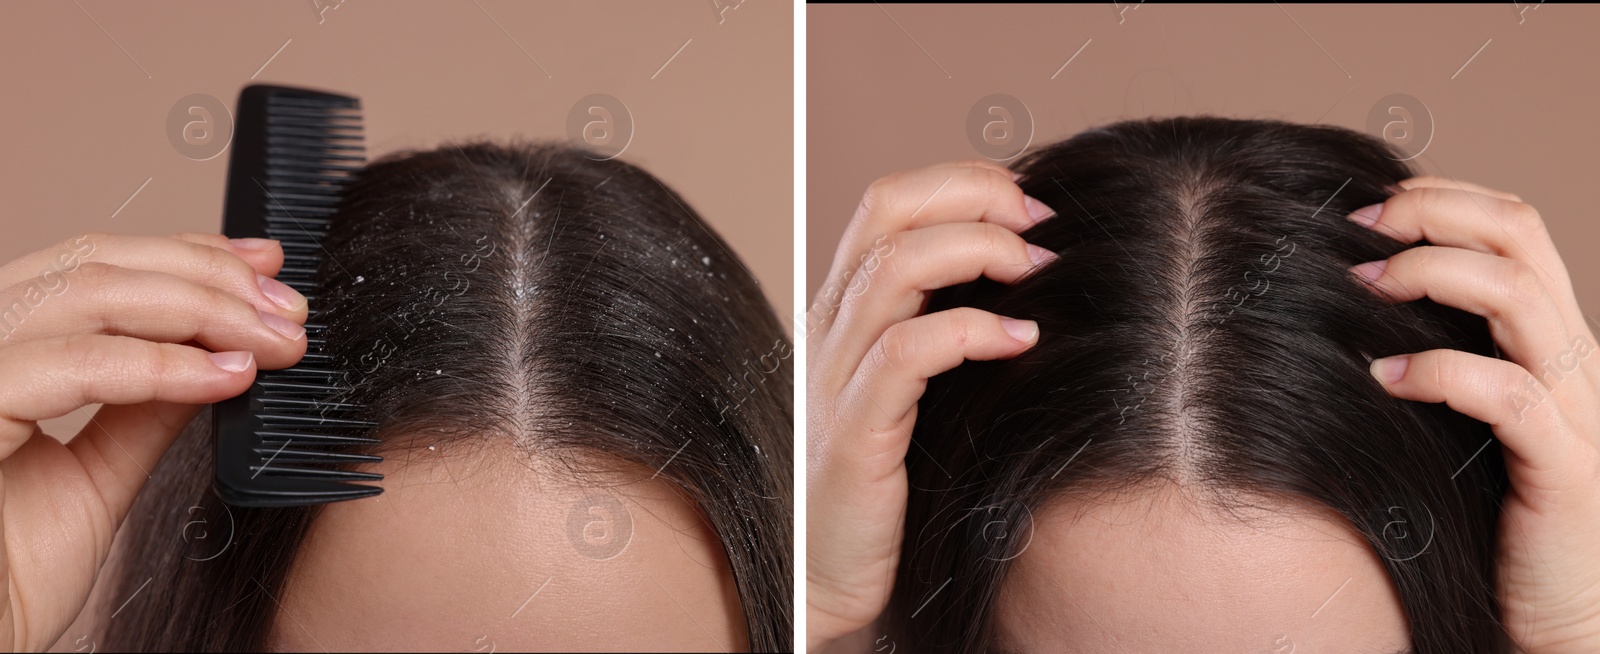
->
[256,396,360,411]
[253,447,383,464]
[214,85,380,508]
[257,430,381,446]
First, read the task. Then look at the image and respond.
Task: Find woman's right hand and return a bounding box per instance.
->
[0,233,309,651]
[805,162,1056,652]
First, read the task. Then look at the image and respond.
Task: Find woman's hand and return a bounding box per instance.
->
[805,161,1056,652]
[0,233,308,652]
[1352,177,1600,653]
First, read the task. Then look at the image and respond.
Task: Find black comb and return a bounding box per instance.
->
[213,84,382,507]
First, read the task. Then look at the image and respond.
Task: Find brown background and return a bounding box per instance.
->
[0,0,791,438]
[807,3,1600,326]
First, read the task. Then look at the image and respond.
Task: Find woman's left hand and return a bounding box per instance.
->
[1352,176,1600,653]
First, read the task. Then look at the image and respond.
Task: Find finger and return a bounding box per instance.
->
[0,335,255,458]
[0,233,302,321]
[840,308,1039,445]
[67,401,202,523]
[1370,349,1590,489]
[823,222,1055,390]
[0,263,307,368]
[171,233,286,278]
[1348,187,1567,284]
[1397,175,1522,202]
[819,164,1054,319]
[1353,247,1575,375]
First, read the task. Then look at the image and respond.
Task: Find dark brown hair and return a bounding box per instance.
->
[886,117,1508,652]
[104,142,793,650]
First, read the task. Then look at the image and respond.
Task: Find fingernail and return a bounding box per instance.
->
[1384,184,1405,196]
[258,274,306,311]
[1027,244,1058,269]
[260,309,306,341]
[1371,355,1409,384]
[1024,195,1056,224]
[1352,260,1388,283]
[209,351,254,373]
[1002,318,1039,343]
[230,238,278,251]
[1347,203,1385,228]
[1010,171,1024,183]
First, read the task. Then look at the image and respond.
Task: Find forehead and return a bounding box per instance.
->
[271,442,745,652]
[994,482,1410,653]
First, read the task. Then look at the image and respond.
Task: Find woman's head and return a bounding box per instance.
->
[886,117,1507,652]
[106,143,792,651]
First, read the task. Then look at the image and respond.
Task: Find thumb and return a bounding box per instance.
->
[67,401,203,521]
